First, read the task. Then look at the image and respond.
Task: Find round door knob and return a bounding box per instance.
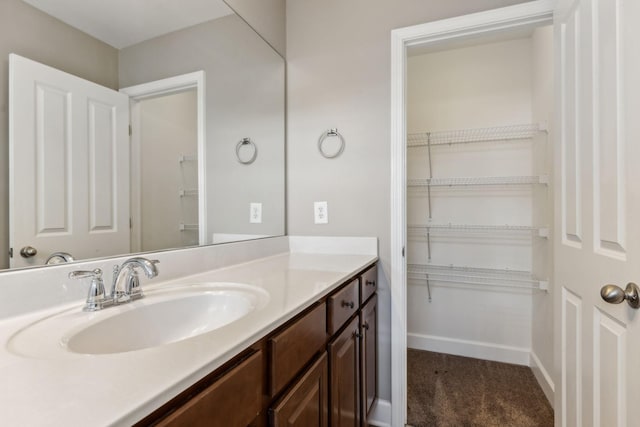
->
[600,283,640,309]
[19,246,37,258]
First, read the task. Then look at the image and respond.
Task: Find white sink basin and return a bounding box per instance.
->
[7,282,269,358]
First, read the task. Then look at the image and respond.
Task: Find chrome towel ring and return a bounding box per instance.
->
[318,128,345,158]
[236,137,257,164]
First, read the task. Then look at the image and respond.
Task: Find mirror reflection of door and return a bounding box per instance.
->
[133,90,198,252]
[9,54,130,268]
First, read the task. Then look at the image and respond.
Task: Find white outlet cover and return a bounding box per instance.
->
[250,203,262,223]
[314,201,328,224]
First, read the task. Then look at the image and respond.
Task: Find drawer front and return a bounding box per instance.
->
[269,302,327,397]
[157,350,262,427]
[360,264,378,304]
[327,278,359,335]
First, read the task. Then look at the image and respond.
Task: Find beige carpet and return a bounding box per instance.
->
[407,349,554,427]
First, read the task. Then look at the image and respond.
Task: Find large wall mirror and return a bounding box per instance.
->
[0,0,285,270]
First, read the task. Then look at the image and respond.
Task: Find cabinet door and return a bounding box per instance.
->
[361,295,377,425]
[156,351,262,427]
[328,316,360,427]
[270,353,328,427]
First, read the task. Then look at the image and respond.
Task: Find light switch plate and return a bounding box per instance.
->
[314,201,328,224]
[250,203,262,223]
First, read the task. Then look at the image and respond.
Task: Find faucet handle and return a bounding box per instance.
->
[69,268,102,280]
[69,268,106,311]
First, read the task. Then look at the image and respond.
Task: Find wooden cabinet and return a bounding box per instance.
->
[270,353,328,427]
[360,295,377,426]
[328,316,361,427]
[155,350,263,427]
[269,302,327,397]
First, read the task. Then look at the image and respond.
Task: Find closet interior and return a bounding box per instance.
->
[405,24,554,397]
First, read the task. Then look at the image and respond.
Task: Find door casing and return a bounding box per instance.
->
[120,71,207,247]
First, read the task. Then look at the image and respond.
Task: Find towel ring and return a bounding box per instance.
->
[236,137,257,164]
[318,128,345,159]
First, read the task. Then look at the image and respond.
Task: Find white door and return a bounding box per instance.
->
[9,54,130,268]
[554,0,640,425]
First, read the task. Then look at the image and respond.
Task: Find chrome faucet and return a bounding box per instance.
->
[69,268,107,311]
[111,257,159,303]
[69,257,159,311]
[46,251,75,265]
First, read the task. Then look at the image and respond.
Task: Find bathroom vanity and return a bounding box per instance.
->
[139,264,378,427]
[0,236,378,426]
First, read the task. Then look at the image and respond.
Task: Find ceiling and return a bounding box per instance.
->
[22,0,234,49]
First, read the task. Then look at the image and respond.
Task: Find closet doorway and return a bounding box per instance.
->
[120,71,207,251]
[389,2,554,426]
[134,89,199,252]
[405,24,554,425]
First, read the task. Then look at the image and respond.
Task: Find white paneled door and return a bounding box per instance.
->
[9,54,130,268]
[554,0,640,426]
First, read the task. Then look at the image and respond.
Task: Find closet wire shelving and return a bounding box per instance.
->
[406,123,549,299]
[407,223,549,238]
[178,153,198,236]
[179,189,198,197]
[407,123,546,147]
[407,263,548,291]
[407,175,548,187]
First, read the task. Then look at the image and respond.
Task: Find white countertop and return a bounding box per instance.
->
[0,250,377,426]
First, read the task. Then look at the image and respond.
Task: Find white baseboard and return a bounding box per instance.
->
[530,350,555,407]
[368,399,392,427]
[407,333,531,366]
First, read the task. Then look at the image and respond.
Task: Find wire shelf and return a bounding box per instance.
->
[179,154,197,163]
[407,123,546,147]
[407,263,548,290]
[407,175,548,187]
[408,223,549,237]
[179,222,199,231]
[179,189,198,197]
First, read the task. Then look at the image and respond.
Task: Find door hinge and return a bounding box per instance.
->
[129,124,132,136]
[8,247,13,258]
[402,246,405,257]
[129,217,133,229]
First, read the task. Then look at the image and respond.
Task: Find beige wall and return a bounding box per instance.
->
[0,0,118,269]
[225,0,286,57]
[120,14,285,243]
[286,0,529,402]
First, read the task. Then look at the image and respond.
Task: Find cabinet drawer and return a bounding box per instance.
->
[360,265,377,304]
[269,302,327,397]
[327,278,359,335]
[157,350,262,427]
